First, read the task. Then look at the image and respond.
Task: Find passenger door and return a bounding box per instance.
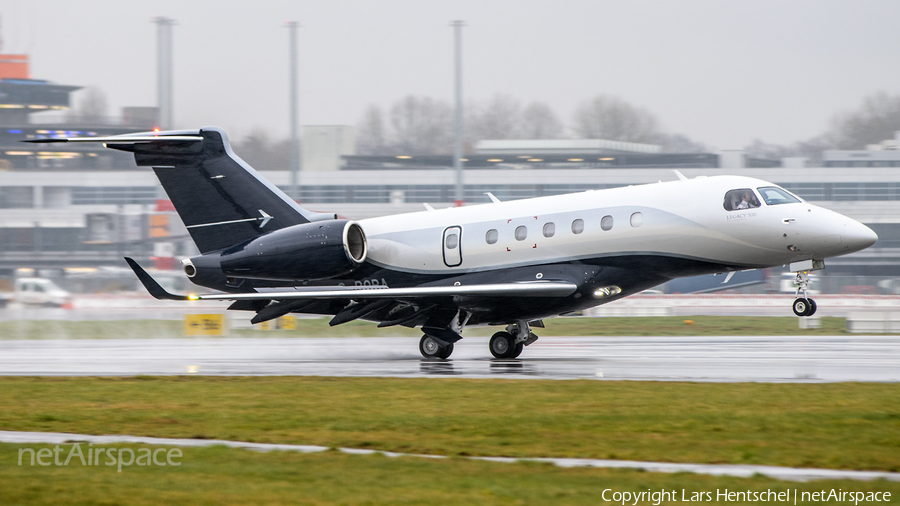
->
[442,226,462,267]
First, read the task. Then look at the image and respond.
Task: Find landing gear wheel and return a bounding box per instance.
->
[806,299,817,316]
[489,331,517,359]
[792,298,815,317]
[791,270,817,317]
[436,342,454,359]
[509,342,524,359]
[419,335,453,359]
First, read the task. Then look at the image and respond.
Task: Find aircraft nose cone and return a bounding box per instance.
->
[843,220,878,253]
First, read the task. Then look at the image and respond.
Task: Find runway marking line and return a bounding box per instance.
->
[1,430,897,483]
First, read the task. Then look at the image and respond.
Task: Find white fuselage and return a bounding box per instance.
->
[358,175,877,277]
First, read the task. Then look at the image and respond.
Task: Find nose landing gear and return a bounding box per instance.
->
[792,270,817,317]
[792,297,817,317]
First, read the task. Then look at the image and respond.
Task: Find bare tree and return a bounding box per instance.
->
[389,95,453,155]
[467,94,522,141]
[467,97,566,142]
[233,128,289,171]
[830,92,900,149]
[355,104,388,155]
[657,133,707,153]
[520,101,565,139]
[573,95,661,142]
[742,135,833,165]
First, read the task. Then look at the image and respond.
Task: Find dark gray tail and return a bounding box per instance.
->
[108,127,334,253]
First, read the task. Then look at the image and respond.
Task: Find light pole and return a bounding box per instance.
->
[153,17,176,130]
[286,21,300,202]
[451,20,465,206]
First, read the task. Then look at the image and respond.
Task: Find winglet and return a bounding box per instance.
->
[124,257,190,301]
[673,170,689,181]
[485,192,501,203]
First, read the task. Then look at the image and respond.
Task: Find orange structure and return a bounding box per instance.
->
[0,54,30,80]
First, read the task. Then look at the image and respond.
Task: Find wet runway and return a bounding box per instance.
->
[1,335,898,382]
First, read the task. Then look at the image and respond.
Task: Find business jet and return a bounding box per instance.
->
[29,127,878,359]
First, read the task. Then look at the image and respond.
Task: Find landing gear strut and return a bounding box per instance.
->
[418,311,469,359]
[792,270,817,317]
[489,321,539,359]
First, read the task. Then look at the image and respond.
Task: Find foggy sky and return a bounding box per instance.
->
[1,0,898,150]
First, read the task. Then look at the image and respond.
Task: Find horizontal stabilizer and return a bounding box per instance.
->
[24,135,203,144]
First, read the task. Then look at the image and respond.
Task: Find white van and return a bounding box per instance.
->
[14,278,72,307]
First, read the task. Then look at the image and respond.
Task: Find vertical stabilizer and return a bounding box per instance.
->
[110,127,335,253]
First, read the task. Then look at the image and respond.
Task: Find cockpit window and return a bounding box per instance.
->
[723,188,760,211]
[756,186,801,206]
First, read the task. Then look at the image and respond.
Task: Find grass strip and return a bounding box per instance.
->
[2,444,898,506]
[1,377,897,471]
[0,316,859,340]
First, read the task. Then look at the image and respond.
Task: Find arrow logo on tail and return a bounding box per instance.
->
[258,210,273,228]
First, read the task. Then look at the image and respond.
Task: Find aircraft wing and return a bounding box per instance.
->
[208,282,577,300]
[125,257,577,302]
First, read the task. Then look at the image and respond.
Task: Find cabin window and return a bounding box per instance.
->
[757,186,801,206]
[571,219,584,234]
[515,225,528,241]
[630,212,643,227]
[445,233,459,249]
[723,188,761,211]
[485,229,498,244]
[601,215,613,231]
[543,222,555,237]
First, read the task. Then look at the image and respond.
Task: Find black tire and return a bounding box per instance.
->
[489,331,516,359]
[419,335,453,359]
[807,299,817,316]
[436,342,454,359]
[792,298,811,317]
[509,342,524,359]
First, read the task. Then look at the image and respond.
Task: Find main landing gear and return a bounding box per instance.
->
[792,270,817,317]
[489,321,539,359]
[419,311,468,359]
[418,316,542,360]
[419,335,454,359]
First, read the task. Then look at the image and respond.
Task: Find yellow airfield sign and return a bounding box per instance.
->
[277,315,297,330]
[184,314,227,336]
[256,315,296,330]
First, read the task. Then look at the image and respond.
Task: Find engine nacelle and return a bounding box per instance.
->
[183,219,367,284]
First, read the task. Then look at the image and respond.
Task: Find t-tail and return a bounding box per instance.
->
[113,127,336,253]
[29,127,336,253]
[28,128,367,293]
